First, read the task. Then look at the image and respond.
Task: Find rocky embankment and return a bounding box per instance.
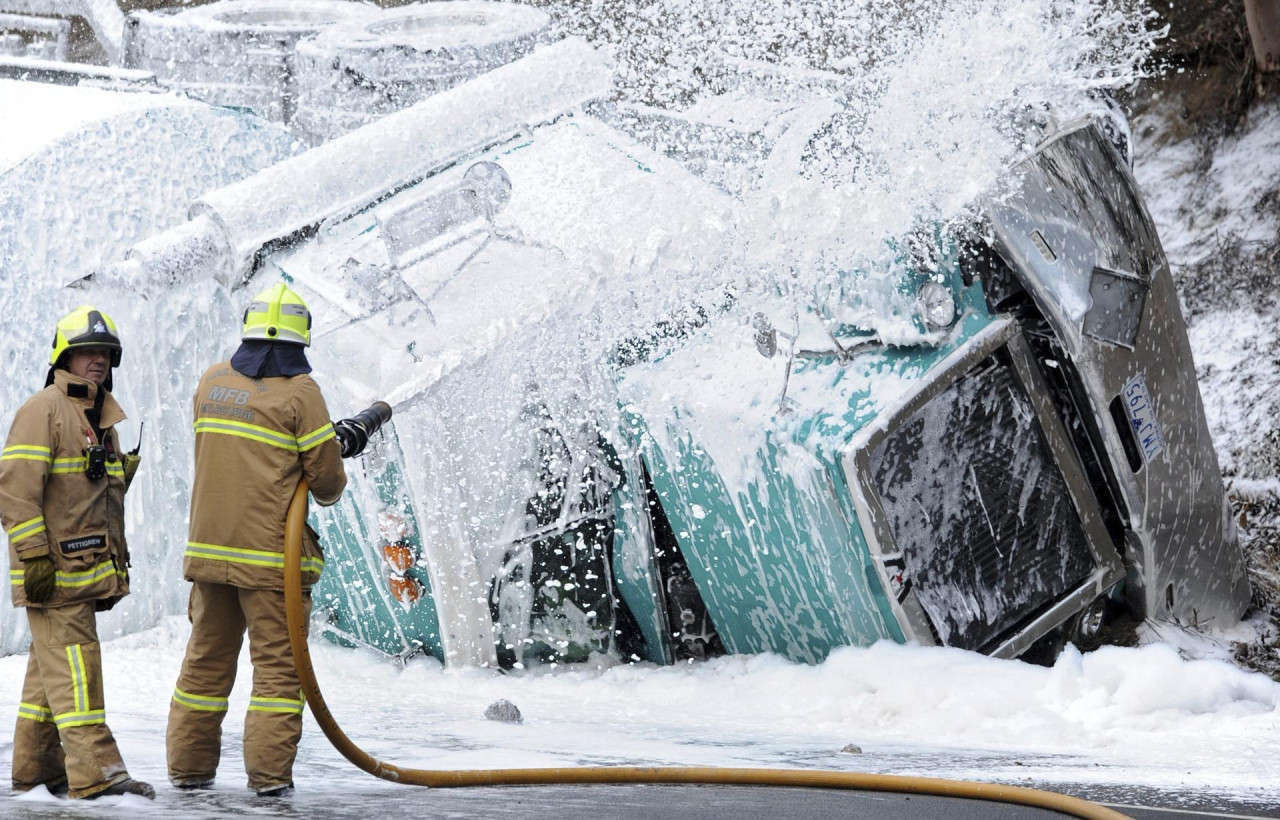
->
[1132,0,1280,677]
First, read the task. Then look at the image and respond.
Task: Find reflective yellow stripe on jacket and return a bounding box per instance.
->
[6,515,45,544]
[10,564,127,588]
[1,444,51,463]
[50,457,84,474]
[193,417,336,453]
[296,423,336,453]
[49,456,124,476]
[184,542,324,575]
[193,417,299,451]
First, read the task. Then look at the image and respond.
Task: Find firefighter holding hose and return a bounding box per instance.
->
[166,282,384,797]
[1,306,152,800]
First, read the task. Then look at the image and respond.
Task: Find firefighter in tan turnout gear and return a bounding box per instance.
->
[167,282,350,797]
[1,306,153,800]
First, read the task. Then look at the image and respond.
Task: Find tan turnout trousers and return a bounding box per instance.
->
[166,582,311,792]
[13,602,129,798]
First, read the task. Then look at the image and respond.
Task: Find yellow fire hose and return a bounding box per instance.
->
[284,481,1129,818]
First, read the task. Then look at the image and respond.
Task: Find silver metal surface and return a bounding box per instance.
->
[1085,265,1145,349]
[982,120,1251,626]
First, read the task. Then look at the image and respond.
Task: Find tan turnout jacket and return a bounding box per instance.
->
[1,371,131,608]
[184,361,346,590]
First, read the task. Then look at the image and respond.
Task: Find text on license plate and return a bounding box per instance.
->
[1122,373,1165,464]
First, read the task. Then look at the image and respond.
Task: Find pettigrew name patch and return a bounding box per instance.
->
[59,534,106,554]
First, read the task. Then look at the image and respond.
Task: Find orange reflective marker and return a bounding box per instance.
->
[388,575,421,604]
[381,542,414,575]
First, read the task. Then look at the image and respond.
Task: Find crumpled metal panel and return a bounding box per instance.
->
[983,120,1250,627]
[1085,265,1146,349]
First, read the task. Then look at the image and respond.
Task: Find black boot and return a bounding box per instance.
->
[256,782,294,798]
[86,778,156,800]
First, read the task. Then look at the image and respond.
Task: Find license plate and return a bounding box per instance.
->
[1122,373,1164,463]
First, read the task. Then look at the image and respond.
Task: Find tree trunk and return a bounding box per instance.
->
[1245,0,1280,71]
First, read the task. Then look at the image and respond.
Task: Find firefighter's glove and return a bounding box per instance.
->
[334,419,369,459]
[123,452,141,489]
[22,556,56,604]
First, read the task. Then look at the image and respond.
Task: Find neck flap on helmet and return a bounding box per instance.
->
[230,340,312,379]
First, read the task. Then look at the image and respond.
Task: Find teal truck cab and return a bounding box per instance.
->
[66,38,1248,670]
[300,114,1248,669]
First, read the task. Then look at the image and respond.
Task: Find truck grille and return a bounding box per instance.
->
[868,352,1095,652]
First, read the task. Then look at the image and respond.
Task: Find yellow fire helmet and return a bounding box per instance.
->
[241,282,312,346]
[50,305,122,367]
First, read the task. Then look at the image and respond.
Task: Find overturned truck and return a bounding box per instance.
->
[49,29,1250,669]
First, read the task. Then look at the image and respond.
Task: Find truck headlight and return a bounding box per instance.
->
[917,282,956,330]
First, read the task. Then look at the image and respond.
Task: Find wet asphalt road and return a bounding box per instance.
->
[4,782,1280,819]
